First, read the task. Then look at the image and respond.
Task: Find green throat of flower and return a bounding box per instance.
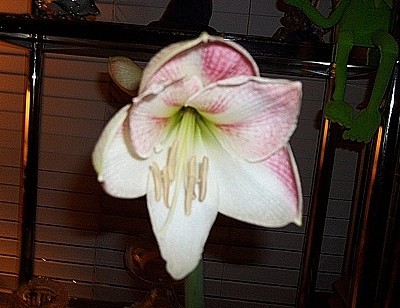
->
[150,107,209,216]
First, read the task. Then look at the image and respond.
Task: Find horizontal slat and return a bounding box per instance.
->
[210,12,250,35]
[35,242,95,265]
[0,220,20,239]
[203,261,224,279]
[0,3,30,14]
[320,236,346,256]
[0,93,25,113]
[36,207,100,231]
[222,263,299,287]
[220,280,297,305]
[326,199,352,219]
[212,214,305,233]
[214,0,251,14]
[116,0,169,7]
[100,195,148,217]
[0,42,27,55]
[94,248,124,268]
[35,225,97,247]
[248,15,282,37]
[205,244,302,269]
[319,254,344,273]
[0,131,22,149]
[323,218,349,238]
[94,266,143,288]
[40,133,97,156]
[0,54,26,75]
[0,256,19,274]
[40,115,104,139]
[38,151,95,175]
[0,166,20,186]
[99,215,152,235]
[330,179,355,200]
[41,96,106,120]
[92,284,148,305]
[37,170,101,194]
[0,148,20,168]
[0,273,18,292]
[44,55,107,81]
[52,279,94,301]
[206,296,292,308]
[0,184,20,204]
[0,73,25,94]
[114,5,165,25]
[0,202,19,221]
[250,0,286,17]
[0,238,19,256]
[37,189,101,213]
[316,272,342,291]
[34,259,94,283]
[294,118,321,141]
[209,225,304,251]
[0,111,23,131]
[43,78,110,101]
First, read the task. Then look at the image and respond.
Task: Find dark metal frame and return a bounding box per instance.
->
[0,11,398,306]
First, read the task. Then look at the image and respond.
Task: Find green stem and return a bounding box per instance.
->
[184,260,205,308]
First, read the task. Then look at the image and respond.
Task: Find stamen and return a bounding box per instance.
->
[162,168,171,208]
[199,156,209,202]
[167,139,178,181]
[185,156,197,215]
[150,163,162,201]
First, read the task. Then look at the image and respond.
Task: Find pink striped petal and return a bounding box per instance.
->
[200,39,258,83]
[263,146,302,225]
[190,76,302,161]
[215,144,302,227]
[140,34,258,93]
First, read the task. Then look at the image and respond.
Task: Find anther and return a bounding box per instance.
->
[150,163,162,201]
[167,140,178,181]
[185,156,197,215]
[199,156,209,202]
[162,168,171,208]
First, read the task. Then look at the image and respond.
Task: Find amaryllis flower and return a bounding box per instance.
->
[92,33,303,280]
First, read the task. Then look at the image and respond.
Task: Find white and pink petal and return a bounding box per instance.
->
[140,34,259,93]
[146,134,219,280]
[212,144,302,228]
[92,105,149,199]
[130,77,204,158]
[147,183,218,280]
[189,77,302,162]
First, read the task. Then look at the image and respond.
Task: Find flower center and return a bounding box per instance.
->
[149,107,209,215]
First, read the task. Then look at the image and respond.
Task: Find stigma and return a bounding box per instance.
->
[150,140,209,215]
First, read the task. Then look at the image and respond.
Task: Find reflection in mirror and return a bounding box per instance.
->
[35,0,100,18]
[148,0,216,33]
